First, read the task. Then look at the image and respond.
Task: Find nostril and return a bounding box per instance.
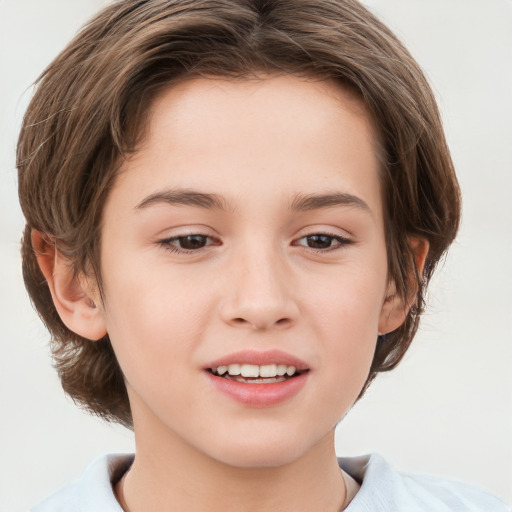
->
[229,316,293,331]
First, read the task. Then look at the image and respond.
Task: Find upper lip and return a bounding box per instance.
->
[205,349,310,371]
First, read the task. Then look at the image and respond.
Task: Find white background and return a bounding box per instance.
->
[1,1,511,510]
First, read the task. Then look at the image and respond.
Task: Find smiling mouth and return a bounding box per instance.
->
[207,363,306,384]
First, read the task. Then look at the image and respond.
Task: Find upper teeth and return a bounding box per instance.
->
[215,364,297,378]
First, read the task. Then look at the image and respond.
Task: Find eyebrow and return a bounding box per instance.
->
[135,189,229,211]
[135,188,371,215]
[289,192,371,214]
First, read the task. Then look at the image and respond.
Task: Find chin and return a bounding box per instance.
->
[204,428,324,469]
[214,447,303,469]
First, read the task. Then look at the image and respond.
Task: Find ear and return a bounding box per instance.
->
[32,230,107,341]
[378,237,429,335]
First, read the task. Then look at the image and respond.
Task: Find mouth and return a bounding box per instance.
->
[203,350,310,406]
[207,363,307,384]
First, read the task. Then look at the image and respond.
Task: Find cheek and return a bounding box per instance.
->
[99,255,218,378]
[306,265,386,381]
[310,265,387,333]
[100,266,175,363]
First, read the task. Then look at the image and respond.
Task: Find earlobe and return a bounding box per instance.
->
[378,237,429,335]
[31,230,107,341]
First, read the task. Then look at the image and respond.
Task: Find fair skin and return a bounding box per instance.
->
[35,75,427,512]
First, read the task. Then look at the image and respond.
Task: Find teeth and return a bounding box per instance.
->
[259,364,277,378]
[215,364,299,378]
[240,364,259,378]
[276,364,287,376]
[223,375,287,384]
[227,364,241,375]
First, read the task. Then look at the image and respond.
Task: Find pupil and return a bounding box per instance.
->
[180,235,206,249]
[307,235,332,249]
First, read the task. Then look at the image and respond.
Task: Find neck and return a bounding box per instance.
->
[120,423,347,512]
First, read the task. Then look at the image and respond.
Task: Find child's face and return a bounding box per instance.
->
[96,74,399,467]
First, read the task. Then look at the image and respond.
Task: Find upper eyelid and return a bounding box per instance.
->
[156,229,353,241]
[155,223,355,241]
[294,229,353,242]
[154,225,217,239]
[159,234,217,244]
[292,220,355,237]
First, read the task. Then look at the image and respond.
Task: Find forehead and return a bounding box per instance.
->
[111,74,382,219]
[143,74,376,158]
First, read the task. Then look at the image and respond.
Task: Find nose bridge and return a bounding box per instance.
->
[221,238,298,330]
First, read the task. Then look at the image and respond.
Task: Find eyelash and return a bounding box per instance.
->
[158,232,353,255]
[294,233,353,252]
[158,234,218,254]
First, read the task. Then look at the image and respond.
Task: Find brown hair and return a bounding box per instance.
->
[17,0,460,428]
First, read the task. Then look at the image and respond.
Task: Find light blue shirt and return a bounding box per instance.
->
[30,453,511,511]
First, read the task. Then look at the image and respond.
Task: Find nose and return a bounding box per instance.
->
[219,245,299,331]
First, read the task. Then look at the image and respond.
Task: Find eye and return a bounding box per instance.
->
[159,234,217,253]
[295,233,352,251]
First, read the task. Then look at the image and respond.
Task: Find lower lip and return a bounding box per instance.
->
[204,371,309,407]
